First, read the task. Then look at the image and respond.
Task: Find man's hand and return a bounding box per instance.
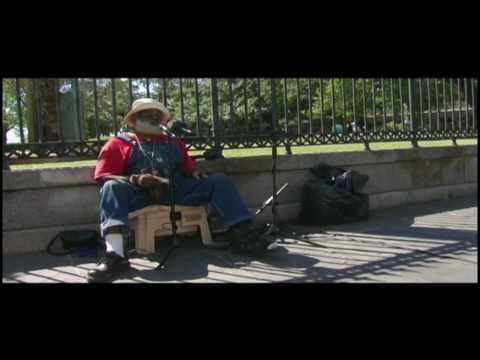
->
[130,174,169,188]
[192,170,209,180]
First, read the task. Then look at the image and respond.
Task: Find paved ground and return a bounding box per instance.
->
[3,196,477,283]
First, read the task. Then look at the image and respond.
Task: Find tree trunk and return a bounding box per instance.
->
[43,79,60,141]
[25,79,60,142]
[25,80,36,142]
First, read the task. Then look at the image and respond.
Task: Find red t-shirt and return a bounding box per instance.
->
[94,133,197,184]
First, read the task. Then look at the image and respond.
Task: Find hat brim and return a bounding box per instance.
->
[124,103,170,128]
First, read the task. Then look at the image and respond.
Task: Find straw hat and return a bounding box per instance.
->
[124,98,170,128]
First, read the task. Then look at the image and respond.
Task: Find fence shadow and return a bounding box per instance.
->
[277,197,477,282]
[3,197,476,283]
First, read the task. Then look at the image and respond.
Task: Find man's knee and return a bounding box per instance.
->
[101,179,131,194]
[209,173,229,183]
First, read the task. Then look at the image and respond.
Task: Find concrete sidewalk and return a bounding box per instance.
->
[3,196,477,283]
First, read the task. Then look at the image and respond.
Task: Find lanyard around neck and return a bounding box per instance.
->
[132,133,156,171]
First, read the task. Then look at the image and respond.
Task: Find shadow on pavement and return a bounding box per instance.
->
[3,197,477,283]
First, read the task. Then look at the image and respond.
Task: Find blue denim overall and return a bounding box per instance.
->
[99,134,253,236]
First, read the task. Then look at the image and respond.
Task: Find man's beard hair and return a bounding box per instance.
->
[135,119,164,135]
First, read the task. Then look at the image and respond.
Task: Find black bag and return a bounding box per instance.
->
[299,181,369,226]
[311,163,369,193]
[334,169,369,193]
[47,230,100,256]
[310,162,345,185]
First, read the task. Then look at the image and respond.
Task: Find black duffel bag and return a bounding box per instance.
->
[299,180,369,226]
[310,162,369,193]
[47,230,100,256]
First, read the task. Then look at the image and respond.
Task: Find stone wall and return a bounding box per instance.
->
[3,145,477,254]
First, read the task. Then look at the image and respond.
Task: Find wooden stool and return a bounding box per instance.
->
[128,205,213,254]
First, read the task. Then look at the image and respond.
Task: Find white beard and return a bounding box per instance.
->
[135,120,164,135]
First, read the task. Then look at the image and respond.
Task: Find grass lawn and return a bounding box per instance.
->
[8,139,477,171]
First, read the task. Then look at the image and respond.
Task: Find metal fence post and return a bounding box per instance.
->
[15,78,25,144]
[228,79,235,133]
[74,78,83,141]
[194,78,201,136]
[111,78,118,135]
[270,78,278,225]
[33,79,44,143]
[54,78,63,142]
[128,78,133,106]
[93,78,100,139]
[472,79,477,131]
[179,78,185,123]
[283,78,292,154]
[209,78,223,158]
[162,78,168,106]
[3,121,10,170]
[362,79,370,151]
[408,78,419,148]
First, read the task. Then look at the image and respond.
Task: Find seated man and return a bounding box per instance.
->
[87,98,254,282]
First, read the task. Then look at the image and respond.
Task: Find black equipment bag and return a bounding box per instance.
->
[299,180,369,226]
[310,162,346,184]
[310,162,370,193]
[47,230,100,256]
[300,162,370,226]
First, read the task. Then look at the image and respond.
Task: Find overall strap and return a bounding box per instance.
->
[116,132,138,146]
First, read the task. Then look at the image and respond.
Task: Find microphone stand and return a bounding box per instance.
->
[257,80,319,247]
[155,127,180,271]
[254,130,295,245]
[258,80,287,241]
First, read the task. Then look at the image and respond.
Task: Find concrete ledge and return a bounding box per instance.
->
[3,185,100,231]
[466,156,478,183]
[368,183,478,210]
[3,223,100,255]
[3,167,96,191]
[218,145,478,174]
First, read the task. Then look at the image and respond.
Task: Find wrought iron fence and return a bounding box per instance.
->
[2,78,478,162]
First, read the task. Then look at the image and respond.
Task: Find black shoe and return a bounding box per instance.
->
[229,222,277,257]
[204,240,230,249]
[86,252,130,283]
[230,220,254,234]
[209,217,230,234]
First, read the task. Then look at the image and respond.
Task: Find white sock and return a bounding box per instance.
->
[105,233,124,257]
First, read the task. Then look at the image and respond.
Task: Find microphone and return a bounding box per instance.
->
[158,123,177,137]
[168,121,193,136]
